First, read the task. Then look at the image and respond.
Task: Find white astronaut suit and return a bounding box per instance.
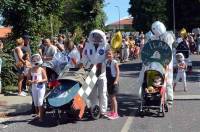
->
[174,53,187,90]
[151,21,174,103]
[81,29,109,113]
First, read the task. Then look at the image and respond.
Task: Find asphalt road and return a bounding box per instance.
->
[1,55,200,132]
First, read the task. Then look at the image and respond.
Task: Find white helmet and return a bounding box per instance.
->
[88,29,107,45]
[151,21,166,37]
[31,54,43,66]
[176,53,185,62]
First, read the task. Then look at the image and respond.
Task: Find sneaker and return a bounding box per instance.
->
[108,113,119,120]
[21,91,27,96]
[167,100,173,107]
[18,92,26,97]
[103,111,113,118]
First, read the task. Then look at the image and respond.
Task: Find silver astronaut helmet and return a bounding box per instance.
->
[151,21,166,37]
[88,29,107,47]
[176,53,185,62]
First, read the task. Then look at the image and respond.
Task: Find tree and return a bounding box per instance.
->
[167,0,200,31]
[0,0,65,38]
[129,0,200,32]
[128,0,167,32]
[62,0,106,36]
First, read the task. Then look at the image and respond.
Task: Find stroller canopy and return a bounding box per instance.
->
[141,40,172,67]
[58,68,87,86]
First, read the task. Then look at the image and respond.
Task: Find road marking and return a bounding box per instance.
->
[121,114,134,132]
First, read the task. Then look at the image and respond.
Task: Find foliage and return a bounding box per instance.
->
[73,26,84,45]
[129,0,200,32]
[0,51,17,87]
[0,0,65,54]
[62,0,106,35]
[167,0,200,31]
[0,0,65,45]
[128,0,167,32]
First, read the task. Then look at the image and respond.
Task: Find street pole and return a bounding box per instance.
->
[173,0,176,35]
[115,6,120,30]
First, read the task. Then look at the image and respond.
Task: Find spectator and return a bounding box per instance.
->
[0,40,3,93]
[22,53,32,79]
[188,35,197,54]
[14,38,26,96]
[42,38,57,62]
[22,35,31,57]
[53,37,64,52]
[64,39,80,68]
[197,34,200,54]
[58,34,64,44]
[77,38,85,57]
[38,39,46,56]
[121,37,129,62]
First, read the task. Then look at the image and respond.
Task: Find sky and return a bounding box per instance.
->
[103,0,130,25]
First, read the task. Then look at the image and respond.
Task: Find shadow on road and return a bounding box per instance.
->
[119,63,142,72]
[117,93,140,117]
[120,72,140,78]
[28,113,78,127]
[186,71,200,82]
[174,71,200,82]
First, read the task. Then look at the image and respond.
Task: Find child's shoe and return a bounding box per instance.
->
[108,112,119,120]
[103,111,113,118]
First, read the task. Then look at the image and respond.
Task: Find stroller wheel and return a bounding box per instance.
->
[164,104,168,112]
[158,104,165,117]
[90,105,100,120]
[137,105,144,117]
[158,112,165,117]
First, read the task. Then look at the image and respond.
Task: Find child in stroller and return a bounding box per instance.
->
[139,70,168,117]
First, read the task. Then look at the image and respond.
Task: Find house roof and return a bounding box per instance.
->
[107,17,133,26]
[0,27,12,38]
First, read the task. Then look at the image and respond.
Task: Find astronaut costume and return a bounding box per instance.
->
[174,53,187,91]
[151,21,174,103]
[81,29,110,113]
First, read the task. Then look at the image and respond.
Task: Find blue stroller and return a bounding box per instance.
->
[43,66,101,123]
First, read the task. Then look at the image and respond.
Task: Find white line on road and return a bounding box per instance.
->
[121,114,134,132]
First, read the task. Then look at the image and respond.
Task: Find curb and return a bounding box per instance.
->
[174,95,200,100]
[0,104,32,117]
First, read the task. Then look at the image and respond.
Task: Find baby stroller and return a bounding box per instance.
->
[43,66,100,123]
[138,40,172,117]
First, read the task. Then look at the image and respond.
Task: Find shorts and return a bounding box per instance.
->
[16,67,24,75]
[107,78,119,95]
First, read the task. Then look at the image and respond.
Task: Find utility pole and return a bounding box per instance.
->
[115,6,120,30]
[173,0,176,35]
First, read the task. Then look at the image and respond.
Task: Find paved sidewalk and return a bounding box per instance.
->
[0,94,32,127]
[0,94,32,123]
